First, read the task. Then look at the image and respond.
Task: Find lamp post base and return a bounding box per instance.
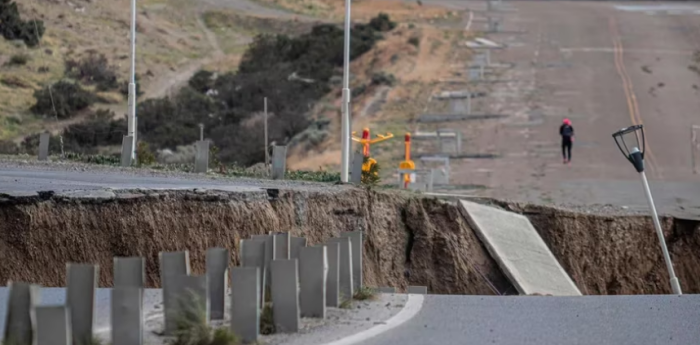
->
[670,277,682,295]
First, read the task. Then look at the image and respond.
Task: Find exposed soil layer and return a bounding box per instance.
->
[1,189,699,295]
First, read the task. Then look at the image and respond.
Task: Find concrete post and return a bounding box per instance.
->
[351,152,363,184]
[206,247,230,320]
[289,236,307,261]
[271,145,287,180]
[111,287,143,345]
[121,136,134,167]
[171,275,209,325]
[66,263,98,345]
[251,235,276,290]
[240,239,267,307]
[299,246,327,318]
[230,267,260,344]
[327,237,353,301]
[159,251,191,335]
[271,259,300,333]
[408,286,428,294]
[274,232,290,260]
[341,231,363,290]
[3,282,40,345]
[114,257,145,288]
[38,132,50,161]
[194,140,210,173]
[324,241,340,307]
[34,305,71,345]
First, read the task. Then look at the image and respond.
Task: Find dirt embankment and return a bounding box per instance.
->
[1,189,699,295]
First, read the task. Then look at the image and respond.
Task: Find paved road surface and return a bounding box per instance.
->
[413,0,700,213]
[363,294,700,345]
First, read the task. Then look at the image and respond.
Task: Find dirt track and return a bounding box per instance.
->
[417,1,700,217]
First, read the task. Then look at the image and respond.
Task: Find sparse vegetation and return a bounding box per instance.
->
[173,291,240,345]
[408,36,420,47]
[64,52,120,91]
[339,298,353,309]
[260,303,275,335]
[30,80,96,119]
[0,0,45,47]
[353,286,378,301]
[7,53,29,66]
[371,72,396,86]
[362,156,381,186]
[136,141,156,166]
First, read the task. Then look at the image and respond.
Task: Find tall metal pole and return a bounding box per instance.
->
[128,0,137,159]
[640,171,682,295]
[340,0,352,182]
[264,97,269,171]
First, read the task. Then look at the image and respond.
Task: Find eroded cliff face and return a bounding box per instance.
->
[0,188,512,295]
[1,189,698,295]
[497,201,700,295]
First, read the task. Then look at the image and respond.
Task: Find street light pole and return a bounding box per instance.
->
[613,126,682,295]
[127,0,137,159]
[340,0,352,182]
[639,166,682,295]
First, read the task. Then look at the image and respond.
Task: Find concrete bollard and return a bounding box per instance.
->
[274,232,290,260]
[160,251,191,335]
[378,287,396,293]
[120,136,134,167]
[111,287,143,345]
[38,132,50,161]
[171,275,210,325]
[289,236,307,261]
[114,257,145,288]
[271,259,300,333]
[271,145,287,180]
[34,305,71,345]
[324,241,340,307]
[194,140,210,173]
[299,246,327,318]
[251,235,276,289]
[408,286,428,294]
[351,152,364,184]
[240,239,267,307]
[3,282,40,345]
[327,237,353,302]
[206,247,230,320]
[66,263,98,345]
[230,267,260,344]
[341,231,363,290]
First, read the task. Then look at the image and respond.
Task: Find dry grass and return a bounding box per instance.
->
[287,22,462,171]
[252,0,452,22]
[0,0,211,140]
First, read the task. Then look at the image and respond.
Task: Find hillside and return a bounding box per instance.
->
[0,0,463,172]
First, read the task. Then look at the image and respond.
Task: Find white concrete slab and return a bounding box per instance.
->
[459,200,582,296]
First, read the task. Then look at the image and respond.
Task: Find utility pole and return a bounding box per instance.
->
[340,0,352,182]
[127,0,138,159]
[264,97,269,171]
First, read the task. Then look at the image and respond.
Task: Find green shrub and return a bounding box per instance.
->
[362,156,381,186]
[8,53,29,66]
[371,72,396,86]
[30,80,95,119]
[369,13,396,32]
[0,0,45,47]
[136,141,156,166]
[408,36,420,47]
[354,286,378,301]
[65,52,119,91]
[172,291,240,345]
[189,70,215,93]
[0,139,18,154]
[285,169,340,183]
[260,303,275,335]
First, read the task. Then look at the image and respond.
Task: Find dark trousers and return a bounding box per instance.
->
[562,138,572,161]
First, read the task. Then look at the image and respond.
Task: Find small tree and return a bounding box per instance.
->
[30,80,95,119]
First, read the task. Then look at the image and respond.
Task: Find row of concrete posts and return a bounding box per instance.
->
[2,231,365,345]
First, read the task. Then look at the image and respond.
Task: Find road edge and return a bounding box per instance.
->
[318,293,425,345]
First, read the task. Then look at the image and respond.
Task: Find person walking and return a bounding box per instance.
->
[560,118,574,164]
